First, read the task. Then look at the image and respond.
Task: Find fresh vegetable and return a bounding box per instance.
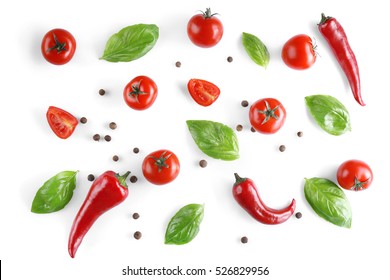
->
[242,32,270,68]
[187,79,220,106]
[186,120,239,161]
[282,34,316,70]
[337,159,373,191]
[304,177,352,228]
[165,203,204,245]
[318,13,364,106]
[46,106,78,139]
[142,150,180,185]
[100,24,159,62]
[232,173,296,225]
[123,75,158,110]
[31,171,78,214]
[305,95,351,136]
[41,28,76,65]
[249,98,286,134]
[187,8,223,48]
[68,171,130,258]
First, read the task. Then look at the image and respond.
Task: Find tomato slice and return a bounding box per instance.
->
[46,106,78,139]
[187,79,220,106]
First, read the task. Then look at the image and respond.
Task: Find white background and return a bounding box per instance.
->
[1,0,389,279]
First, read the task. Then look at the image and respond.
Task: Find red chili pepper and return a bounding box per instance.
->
[68,170,130,258]
[318,13,364,106]
[232,173,296,225]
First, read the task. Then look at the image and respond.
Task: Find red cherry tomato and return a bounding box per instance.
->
[41,28,76,65]
[281,34,316,70]
[46,106,78,139]
[123,76,158,110]
[142,150,180,185]
[187,79,220,106]
[337,159,373,191]
[187,8,223,48]
[249,98,286,134]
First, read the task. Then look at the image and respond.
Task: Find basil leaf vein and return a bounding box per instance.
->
[165,204,204,245]
[242,32,270,68]
[31,171,78,214]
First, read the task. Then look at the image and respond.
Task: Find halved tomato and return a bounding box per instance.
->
[46,106,78,139]
[187,79,220,106]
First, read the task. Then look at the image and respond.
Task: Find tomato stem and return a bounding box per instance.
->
[47,33,67,54]
[202,7,218,18]
[129,81,146,103]
[257,100,280,125]
[351,177,369,191]
[150,151,172,172]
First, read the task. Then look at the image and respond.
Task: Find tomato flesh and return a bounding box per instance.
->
[46,106,78,139]
[187,79,220,106]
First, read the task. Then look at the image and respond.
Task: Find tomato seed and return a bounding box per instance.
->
[295,212,302,219]
[80,117,87,124]
[130,175,138,183]
[279,145,286,152]
[134,231,142,240]
[112,155,119,162]
[199,159,208,168]
[297,131,303,137]
[241,100,249,107]
[132,213,140,219]
[227,56,233,62]
[87,174,95,181]
[241,236,248,244]
[109,122,117,130]
[104,135,111,142]
[93,134,101,141]
[98,89,106,96]
[175,61,181,67]
[133,147,140,154]
[236,124,243,131]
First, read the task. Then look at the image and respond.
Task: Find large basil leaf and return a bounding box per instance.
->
[242,32,270,68]
[31,171,78,214]
[186,120,239,161]
[305,95,351,136]
[100,24,159,62]
[304,177,352,228]
[165,204,204,245]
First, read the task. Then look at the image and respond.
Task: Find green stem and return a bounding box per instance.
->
[319,13,332,25]
[117,171,131,188]
[234,173,246,185]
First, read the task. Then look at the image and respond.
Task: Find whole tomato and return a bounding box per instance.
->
[249,98,286,134]
[187,78,220,106]
[142,150,180,185]
[187,8,223,48]
[46,106,78,139]
[282,34,316,70]
[337,159,373,191]
[123,76,158,110]
[41,28,76,65]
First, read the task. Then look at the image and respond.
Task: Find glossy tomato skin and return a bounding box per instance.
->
[337,159,373,191]
[187,79,220,106]
[142,150,180,185]
[46,106,78,139]
[282,34,316,70]
[249,98,286,134]
[123,76,158,110]
[41,28,76,65]
[187,8,223,48]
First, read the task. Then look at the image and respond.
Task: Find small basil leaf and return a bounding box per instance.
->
[31,171,78,214]
[305,95,351,136]
[304,177,352,228]
[100,24,159,62]
[186,120,239,161]
[242,32,270,68]
[165,204,204,245]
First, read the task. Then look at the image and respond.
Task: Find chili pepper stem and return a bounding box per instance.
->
[234,173,246,185]
[116,171,131,188]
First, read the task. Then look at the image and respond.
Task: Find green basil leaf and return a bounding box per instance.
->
[242,32,270,68]
[304,177,352,228]
[100,24,159,62]
[305,95,351,136]
[165,204,204,245]
[186,120,239,161]
[31,171,78,214]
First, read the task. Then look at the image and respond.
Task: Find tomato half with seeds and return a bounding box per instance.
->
[187,8,223,48]
[337,159,373,191]
[187,79,220,106]
[249,98,286,134]
[41,28,76,65]
[142,150,180,185]
[123,76,158,110]
[281,34,316,70]
[46,106,78,139]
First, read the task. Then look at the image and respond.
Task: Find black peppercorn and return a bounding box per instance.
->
[241,236,248,244]
[279,145,286,152]
[132,213,140,219]
[295,212,302,219]
[199,160,207,168]
[93,134,101,141]
[130,176,138,183]
[133,147,140,154]
[134,231,142,240]
[80,117,87,124]
[98,89,106,96]
[104,135,111,142]
[112,155,119,162]
[87,174,95,181]
[175,61,181,67]
[227,56,233,62]
[241,100,249,107]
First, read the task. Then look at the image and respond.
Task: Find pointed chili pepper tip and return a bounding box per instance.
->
[234,173,246,185]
